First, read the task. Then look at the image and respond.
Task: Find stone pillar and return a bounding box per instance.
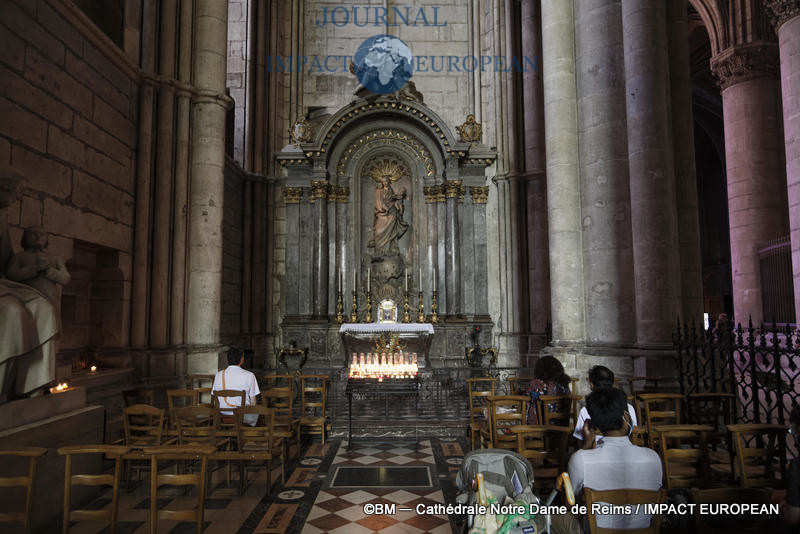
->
[185,0,229,372]
[471,186,490,316]
[424,185,442,309]
[541,0,584,344]
[241,179,252,333]
[310,180,329,318]
[765,0,800,323]
[131,0,158,348]
[284,186,303,315]
[667,0,704,323]
[575,0,636,345]
[150,0,177,346]
[444,179,462,316]
[711,43,786,326]
[622,0,681,345]
[251,180,264,331]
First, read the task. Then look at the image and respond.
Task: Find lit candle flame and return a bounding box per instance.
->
[90,365,97,372]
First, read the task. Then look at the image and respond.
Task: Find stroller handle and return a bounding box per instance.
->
[544,472,575,508]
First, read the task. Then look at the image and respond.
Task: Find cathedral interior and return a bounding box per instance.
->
[2,0,800,532]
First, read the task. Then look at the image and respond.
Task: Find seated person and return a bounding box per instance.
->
[212,347,260,425]
[573,365,637,447]
[569,387,662,531]
[527,355,571,424]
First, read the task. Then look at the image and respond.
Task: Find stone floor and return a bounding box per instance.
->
[65,437,469,533]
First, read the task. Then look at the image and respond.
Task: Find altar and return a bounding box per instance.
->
[339,322,434,368]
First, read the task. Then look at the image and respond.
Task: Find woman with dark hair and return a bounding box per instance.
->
[526,356,571,424]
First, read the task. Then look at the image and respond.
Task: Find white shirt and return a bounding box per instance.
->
[212,365,260,424]
[568,436,663,530]
[573,404,638,440]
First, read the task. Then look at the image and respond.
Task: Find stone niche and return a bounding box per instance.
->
[60,240,128,375]
[276,91,496,366]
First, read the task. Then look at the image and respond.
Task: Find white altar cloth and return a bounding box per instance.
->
[339,323,434,334]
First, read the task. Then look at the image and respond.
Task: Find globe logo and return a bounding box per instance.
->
[353,34,414,95]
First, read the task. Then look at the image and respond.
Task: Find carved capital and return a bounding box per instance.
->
[330,185,350,203]
[469,186,489,204]
[284,186,304,204]
[765,0,800,31]
[310,180,330,202]
[424,185,445,203]
[710,43,780,91]
[443,179,463,200]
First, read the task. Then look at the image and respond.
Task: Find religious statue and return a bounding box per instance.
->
[7,226,71,309]
[456,114,482,143]
[0,173,60,401]
[368,159,409,257]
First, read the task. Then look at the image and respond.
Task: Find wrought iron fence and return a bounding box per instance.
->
[758,235,796,325]
[674,319,800,426]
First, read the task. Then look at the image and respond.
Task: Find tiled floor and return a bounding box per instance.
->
[67,437,468,533]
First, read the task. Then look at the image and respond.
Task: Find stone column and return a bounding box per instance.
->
[541,0,585,344]
[241,179,252,333]
[424,185,442,309]
[131,0,158,348]
[150,0,177,346]
[711,43,786,326]
[766,0,800,323]
[471,186,490,316]
[310,180,329,318]
[667,0,704,323]
[575,0,636,345]
[444,179,462,317]
[622,0,681,345]
[284,186,303,315]
[186,0,229,372]
[251,180,264,331]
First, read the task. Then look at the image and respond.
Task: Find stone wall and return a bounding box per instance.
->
[222,158,245,340]
[0,0,137,351]
[227,0,252,168]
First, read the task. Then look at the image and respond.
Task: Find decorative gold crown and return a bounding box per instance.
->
[368,158,407,183]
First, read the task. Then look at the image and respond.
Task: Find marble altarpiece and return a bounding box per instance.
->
[276,89,496,366]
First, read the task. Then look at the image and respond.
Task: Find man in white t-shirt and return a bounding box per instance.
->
[212,347,260,426]
[573,365,637,447]
[569,387,663,531]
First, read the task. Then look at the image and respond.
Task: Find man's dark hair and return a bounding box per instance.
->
[585,387,628,433]
[588,365,614,388]
[792,404,800,426]
[227,347,244,366]
[534,355,571,388]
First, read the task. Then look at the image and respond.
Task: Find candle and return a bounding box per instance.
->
[353,270,356,291]
[433,268,437,292]
[405,268,408,291]
[367,268,370,292]
[420,267,422,289]
[90,365,97,373]
[339,271,342,293]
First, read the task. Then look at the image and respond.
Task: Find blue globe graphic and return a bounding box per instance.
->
[353,35,414,95]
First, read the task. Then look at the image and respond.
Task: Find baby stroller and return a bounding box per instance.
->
[455,449,574,534]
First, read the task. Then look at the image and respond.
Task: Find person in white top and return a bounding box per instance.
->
[573,365,637,445]
[569,387,663,531]
[212,348,260,426]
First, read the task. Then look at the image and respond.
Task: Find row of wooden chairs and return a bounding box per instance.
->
[0,444,219,534]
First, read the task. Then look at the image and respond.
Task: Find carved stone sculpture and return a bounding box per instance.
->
[6,226,71,306]
[456,114,482,143]
[288,117,313,146]
[368,159,409,258]
[0,174,59,400]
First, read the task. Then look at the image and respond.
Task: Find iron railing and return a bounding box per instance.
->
[674,319,800,426]
[758,235,796,326]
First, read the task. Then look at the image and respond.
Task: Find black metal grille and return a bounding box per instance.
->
[674,319,800,426]
[758,236,796,325]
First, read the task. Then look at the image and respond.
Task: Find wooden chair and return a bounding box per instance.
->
[655,424,713,489]
[173,405,226,448]
[486,395,529,450]
[122,389,155,407]
[236,405,284,488]
[536,394,580,427]
[569,377,580,394]
[614,377,633,395]
[505,376,530,396]
[466,377,496,450]
[122,405,173,485]
[143,445,215,534]
[691,487,772,533]
[583,487,667,534]
[211,389,247,430]
[261,375,300,459]
[638,393,684,449]
[299,374,329,444]
[511,425,571,493]
[58,445,129,534]
[727,423,788,488]
[187,374,214,406]
[166,389,199,428]
[0,447,47,533]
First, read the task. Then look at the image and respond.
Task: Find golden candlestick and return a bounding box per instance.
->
[430,290,439,324]
[365,291,373,323]
[402,291,411,323]
[417,291,425,323]
[335,287,344,323]
[349,290,359,323]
